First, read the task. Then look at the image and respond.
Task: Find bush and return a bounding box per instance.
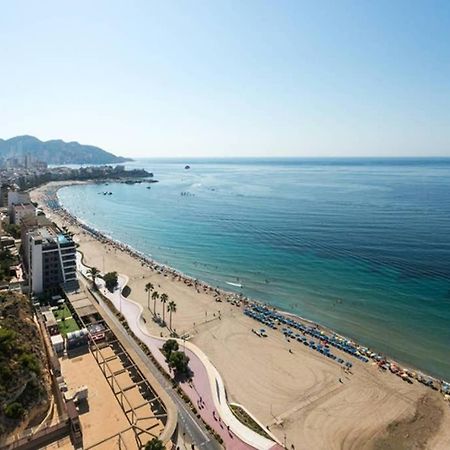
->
[0,365,12,383]
[122,285,131,297]
[0,328,17,353]
[19,353,41,375]
[4,402,24,419]
[144,437,164,450]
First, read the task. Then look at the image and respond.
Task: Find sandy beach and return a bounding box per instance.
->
[31,181,450,450]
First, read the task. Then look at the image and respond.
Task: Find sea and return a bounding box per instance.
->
[57,158,450,380]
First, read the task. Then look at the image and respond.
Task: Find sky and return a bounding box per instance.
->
[1,1,449,158]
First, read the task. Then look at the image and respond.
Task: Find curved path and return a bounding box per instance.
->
[77,255,282,450]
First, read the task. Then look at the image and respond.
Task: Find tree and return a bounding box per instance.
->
[168,350,190,375]
[167,300,177,330]
[145,282,154,311]
[160,339,190,376]
[103,271,118,293]
[161,339,179,358]
[87,267,100,289]
[151,291,159,316]
[160,293,168,324]
[144,437,164,450]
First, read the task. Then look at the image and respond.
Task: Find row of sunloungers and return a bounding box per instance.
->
[244,304,450,399]
[282,328,352,367]
[244,306,360,368]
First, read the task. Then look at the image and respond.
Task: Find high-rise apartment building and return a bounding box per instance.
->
[23,223,77,294]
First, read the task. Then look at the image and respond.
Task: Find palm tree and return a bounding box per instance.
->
[145,282,154,311]
[87,267,100,289]
[160,293,168,324]
[167,300,177,330]
[151,291,159,316]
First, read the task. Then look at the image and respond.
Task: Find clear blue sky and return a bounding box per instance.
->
[1,1,449,158]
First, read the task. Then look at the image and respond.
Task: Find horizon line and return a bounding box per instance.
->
[124,155,450,160]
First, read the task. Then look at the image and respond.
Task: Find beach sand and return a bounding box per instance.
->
[31,182,450,450]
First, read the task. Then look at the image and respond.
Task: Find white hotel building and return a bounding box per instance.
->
[25,225,77,294]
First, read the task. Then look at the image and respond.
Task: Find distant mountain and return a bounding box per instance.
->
[0,135,132,165]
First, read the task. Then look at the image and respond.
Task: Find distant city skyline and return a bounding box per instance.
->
[1,1,449,158]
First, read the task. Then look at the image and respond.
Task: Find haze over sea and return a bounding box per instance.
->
[58,158,450,380]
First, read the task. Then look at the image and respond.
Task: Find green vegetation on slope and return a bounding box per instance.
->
[1,222,21,239]
[0,292,50,437]
[0,135,131,164]
[0,248,17,284]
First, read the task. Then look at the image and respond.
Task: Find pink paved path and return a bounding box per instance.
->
[107,279,260,449]
[79,255,282,450]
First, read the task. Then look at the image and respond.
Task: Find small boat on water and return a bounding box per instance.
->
[226,281,243,288]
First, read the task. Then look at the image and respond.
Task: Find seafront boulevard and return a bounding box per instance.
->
[77,255,282,450]
[30,181,450,450]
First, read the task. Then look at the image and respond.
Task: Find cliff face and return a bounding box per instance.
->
[0,292,51,438]
[0,135,132,164]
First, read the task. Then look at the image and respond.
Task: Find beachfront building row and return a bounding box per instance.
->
[10,202,36,225]
[0,184,37,224]
[21,216,78,294]
[8,190,37,224]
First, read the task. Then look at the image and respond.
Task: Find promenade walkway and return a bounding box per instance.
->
[77,254,282,450]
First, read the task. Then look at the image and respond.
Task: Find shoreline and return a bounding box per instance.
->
[32,181,450,390]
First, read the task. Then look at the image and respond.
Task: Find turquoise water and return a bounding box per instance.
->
[57,158,450,380]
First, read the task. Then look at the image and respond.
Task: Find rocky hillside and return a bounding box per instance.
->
[0,135,132,165]
[0,292,51,438]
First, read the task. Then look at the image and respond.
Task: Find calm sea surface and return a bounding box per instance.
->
[57,158,450,380]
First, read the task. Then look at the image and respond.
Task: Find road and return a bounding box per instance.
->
[80,275,221,450]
